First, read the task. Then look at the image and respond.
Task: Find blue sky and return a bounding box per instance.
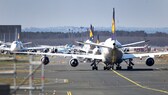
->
[0,0,168,28]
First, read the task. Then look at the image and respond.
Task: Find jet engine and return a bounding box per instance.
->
[69,58,79,67]
[124,48,129,53]
[50,48,58,53]
[43,48,49,53]
[41,56,50,65]
[145,57,155,66]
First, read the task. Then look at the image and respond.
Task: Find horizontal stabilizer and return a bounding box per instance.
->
[23,42,32,45]
[122,40,149,47]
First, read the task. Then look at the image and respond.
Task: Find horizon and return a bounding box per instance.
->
[0,0,168,28]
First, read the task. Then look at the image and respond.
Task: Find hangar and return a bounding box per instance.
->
[0,25,21,42]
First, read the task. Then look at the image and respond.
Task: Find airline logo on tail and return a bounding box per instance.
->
[89,24,94,41]
[112,8,116,40]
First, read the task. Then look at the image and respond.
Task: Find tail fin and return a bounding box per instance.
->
[15,28,18,41]
[89,24,94,41]
[96,34,100,44]
[111,8,116,40]
[18,32,20,40]
[15,28,20,41]
[3,33,5,42]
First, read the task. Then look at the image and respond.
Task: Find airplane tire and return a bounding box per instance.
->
[127,66,133,70]
[92,66,98,70]
[104,66,107,70]
[116,66,122,70]
[95,66,98,70]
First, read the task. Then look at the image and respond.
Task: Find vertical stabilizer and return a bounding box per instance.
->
[112,8,116,40]
[15,28,20,41]
[89,24,94,41]
[3,33,5,42]
[96,34,100,44]
[15,28,18,41]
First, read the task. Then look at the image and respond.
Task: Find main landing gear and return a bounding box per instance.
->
[116,63,122,70]
[125,59,134,70]
[91,60,98,70]
[103,65,114,70]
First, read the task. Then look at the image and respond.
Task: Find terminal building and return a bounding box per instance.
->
[0,25,21,42]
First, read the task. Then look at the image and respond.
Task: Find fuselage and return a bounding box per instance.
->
[101,38,123,65]
[10,41,24,52]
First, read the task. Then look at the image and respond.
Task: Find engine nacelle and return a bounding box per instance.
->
[145,57,155,66]
[124,48,129,52]
[50,48,58,53]
[43,48,49,53]
[41,56,50,65]
[69,58,79,67]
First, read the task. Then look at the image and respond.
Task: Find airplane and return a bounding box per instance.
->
[0,30,46,54]
[74,24,95,54]
[37,25,95,54]
[39,44,75,54]
[16,8,168,71]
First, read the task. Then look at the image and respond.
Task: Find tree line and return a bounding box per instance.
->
[11,30,168,46]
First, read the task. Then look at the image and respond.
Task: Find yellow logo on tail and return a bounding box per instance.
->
[112,19,115,34]
[89,29,93,38]
[112,8,115,34]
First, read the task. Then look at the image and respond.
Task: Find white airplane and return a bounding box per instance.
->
[39,44,75,54]
[17,8,168,71]
[75,24,95,54]
[0,31,46,53]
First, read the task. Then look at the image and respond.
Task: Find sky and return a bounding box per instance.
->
[0,0,168,28]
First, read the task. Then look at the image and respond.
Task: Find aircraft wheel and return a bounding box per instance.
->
[107,67,111,70]
[95,66,98,70]
[104,66,107,70]
[127,66,133,70]
[92,66,98,70]
[116,66,122,70]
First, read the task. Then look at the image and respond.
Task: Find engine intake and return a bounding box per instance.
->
[43,48,49,53]
[146,57,154,66]
[51,48,58,53]
[41,56,50,65]
[69,58,79,67]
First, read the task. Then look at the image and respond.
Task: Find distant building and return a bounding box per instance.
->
[0,25,21,42]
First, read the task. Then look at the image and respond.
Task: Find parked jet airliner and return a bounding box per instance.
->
[17,8,168,70]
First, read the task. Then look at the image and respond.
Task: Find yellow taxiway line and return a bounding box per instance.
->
[112,70,168,94]
[67,91,72,95]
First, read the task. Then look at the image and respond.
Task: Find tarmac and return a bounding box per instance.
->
[1,56,168,95]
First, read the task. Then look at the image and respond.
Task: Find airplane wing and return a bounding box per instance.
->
[76,41,112,49]
[4,42,12,46]
[122,40,149,47]
[122,52,168,59]
[23,46,47,51]
[0,47,11,51]
[15,52,104,60]
[23,42,32,45]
